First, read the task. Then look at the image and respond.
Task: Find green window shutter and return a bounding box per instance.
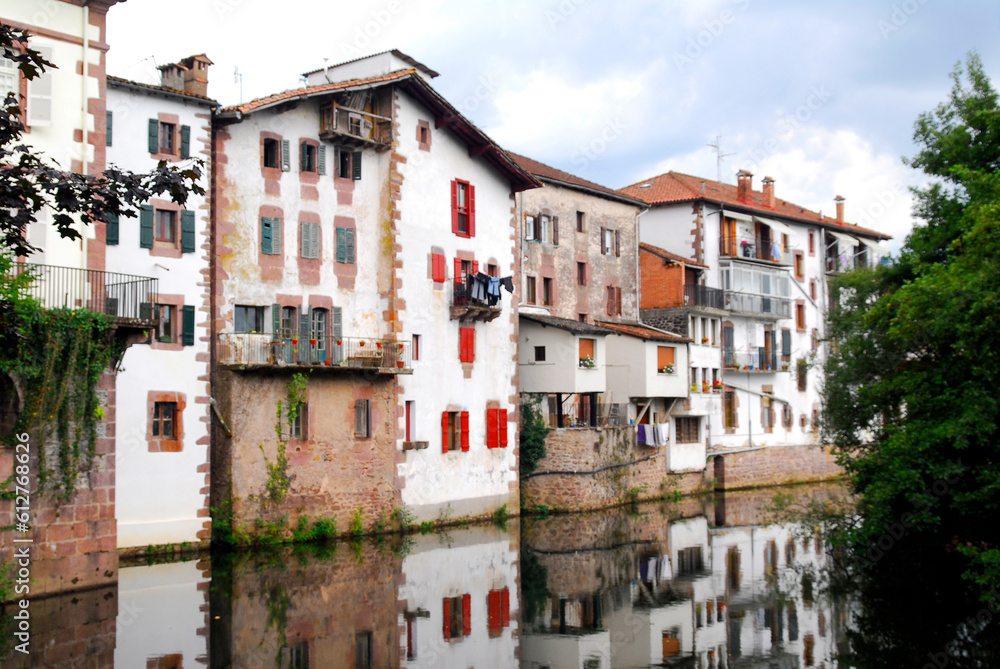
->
[271,218,282,255]
[298,308,310,337]
[332,307,342,339]
[181,305,195,346]
[345,228,355,264]
[139,205,154,248]
[180,125,191,159]
[106,212,119,246]
[281,140,290,172]
[317,145,326,175]
[271,303,281,336]
[336,227,346,263]
[147,119,158,153]
[352,151,362,180]
[300,141,307,171]
[180,210,196,253]
[106,111,113,147]
[300,222,309,258]
[261,217,272,254]
[782,329,792,357]
[310,222,320,259]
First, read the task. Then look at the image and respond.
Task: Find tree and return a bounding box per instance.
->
[0,23,203,257]
[823,53,1000,663]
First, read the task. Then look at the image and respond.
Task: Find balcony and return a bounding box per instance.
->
[12,263,157,327]
[319,103,392,151]
[720,234,791,266]
[722,291,791,319]
[451,282,502,323]
[724,349,788,373]
[218,334,411,373]
[683,284,726,310]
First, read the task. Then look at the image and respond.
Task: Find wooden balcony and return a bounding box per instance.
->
[218,334,411,374]
[319,103,392,151]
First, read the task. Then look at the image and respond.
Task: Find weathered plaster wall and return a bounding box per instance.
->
[711,444,843,490]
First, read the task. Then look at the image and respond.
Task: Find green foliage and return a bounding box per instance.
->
[418,521,434,535]
[622,484,647,506]
[493,503,509,528]
[392,505,416,532]
[291,515,338,543]
[350,507,364,537]
[533,504,551,519]
[519,394,549,475]
[520,551,550,624]
[260,373,307,505]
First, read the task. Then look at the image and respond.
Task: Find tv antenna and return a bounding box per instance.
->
[234,66,243,104]
[707,135,735,183]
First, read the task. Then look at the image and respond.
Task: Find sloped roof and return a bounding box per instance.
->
[521,313,613,336]
[619,171,890,240]
[595,320,688,342]
[302,49,439,79]
[217,70,540,193]
[507,152,645,206]
[107,75,218,105]
[639,242,707,268]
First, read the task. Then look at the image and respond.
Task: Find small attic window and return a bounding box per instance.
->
[639,182,653,189]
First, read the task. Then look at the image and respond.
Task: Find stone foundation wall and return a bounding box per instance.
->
[712,444,843,491]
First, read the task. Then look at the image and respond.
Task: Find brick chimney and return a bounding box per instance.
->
[736,170,753,203]
[834,195,845,223]
[762,177,775,208]
[159,54,213,97]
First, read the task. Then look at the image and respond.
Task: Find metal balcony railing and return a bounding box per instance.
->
[722,291,792,318]
[683,284,726,310]
[724,348,786,373]
[720,234,792,265]
[11,263,158,324]
[218,333,411,371]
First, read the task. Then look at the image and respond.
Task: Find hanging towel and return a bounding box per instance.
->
[487,276,501,297]
[637,425,646,443]
[658,422,670,444]
[660,555,673,580]
[771,241,783,262]
[648,557,658,583]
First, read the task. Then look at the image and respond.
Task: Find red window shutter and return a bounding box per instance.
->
[432,253,445,282]
[499,409,508,448]
[600,227,607,254]
[501,587,510,626]
[451,180,459,235]
[460,327,475,363]
[442,597,451,640]
[454,257,462,285]
[615,229,621,257]
[472,260,479,277]
[468,184,476,237]
[462,593,472,636]
[441,412,450,453]
[460,411,470,451]
[486,408,497,449]
[488,591,501,632]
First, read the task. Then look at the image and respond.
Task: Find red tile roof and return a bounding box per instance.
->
[639,242,707,268]
[619,171,889,240]
[595,320,688,342]
[220,69,414,115]
[107,75,218,105]
[507,152,645,206]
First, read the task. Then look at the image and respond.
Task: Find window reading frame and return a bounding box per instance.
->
[152,402,176,438]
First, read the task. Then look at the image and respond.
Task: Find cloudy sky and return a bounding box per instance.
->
[107,0,1000,251]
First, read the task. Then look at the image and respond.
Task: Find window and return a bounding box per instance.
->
[579,338,595,365]
[676,417,699,443]
[261,216,282,255]
[355,632,373,669]
[783,402,793,428]
[486,408,508,449]
[537,215,557,244]
[355,399,371,438]
[451,179,474,237]
[106,110,113,147]
[657,346,675,373]
[234,305,265,333]
[155,210,176,243]
[677,546,704,576]
[311,308,328,354]
[337,148,362,179]
[578,313,587,323]
[441,411,468,452]
[487,588,511,636]
[159,122,175,154]
[287,643,309,669]
[797,359,808,391]
[524,214,537,241]
[794,251,804,280]
[442,595,471,640]
[796,302,806,330]
[290,402,307,440]
[534,346,546,362]
[487,263,498,277]
[156,305,175,342]
[0,55,17,101]
[576,211,585,232]
[601,227,620,256]
[300,221,320,259]
[577,262,587,286]
[808,229,816,255]
[525,276,536,304]
[606,286,622,316]
[811,328,818,352]
[263,138,279,168]
[412,334,420,360]
[152,402,175,438]
[300,141,318,173]
[280,306,296,338]
[542,277,553,306]
[810,278,816,300]
[459,327,475,363]
[336,227,355,263]
[762,395,774,433]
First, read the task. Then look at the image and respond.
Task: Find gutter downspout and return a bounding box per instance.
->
[635,205,650,323]
[81,2,90,270]
[517,191,525,308]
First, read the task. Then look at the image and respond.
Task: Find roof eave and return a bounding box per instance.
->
[537,175,646,206]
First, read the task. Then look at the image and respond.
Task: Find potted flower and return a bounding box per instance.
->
[310,338,317,346]
[713,379,722,392]
[661,363,674,374]
[376,341,382,348]
[579,355,596,369]
[702,337,709,344]
[691,383,698,393]
[702,380,710,393]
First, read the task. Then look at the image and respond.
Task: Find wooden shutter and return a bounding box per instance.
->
[441,412,450,453]
[300,141,307,171]
[488,591,501,632]
[501,588,510,626]
[782,328,792,357]
[442,598,451,640]
[139,302,152,321]
[336,227,346,263]
[352,151,362,179]
[462,594,471,635]
[181,210,196,253]
[331,307,342,339]
[355,399,365,437]
[180,125,191,159]
[106,111,113,147]
[271,218,282,255]
[26,46,53,125]
[139,205,154,248]
[345,228,355,263]
[615,287,622,315]
[657,346,675,368]
[486,408,497,449]
[471,260,479,276]
[300,222,309,258]
[499,409,508,448]
[454,257,462,285]
[432,253,445,282]
[313,223,321,260]
[552,216,559,245]
[450,180,459,234]
[181,305,195,346]
[280,139,290,171]
[261,217,272,254]
[460,412,470,452]
[105,213,119,246]
[317,145,326,175]
[579,338,594,361]
[299,308,310,337]
[271,303,280,336]
[147,119,159,153]
[460,327,474,363]
[468,184,476,237]
[615,229,621,257]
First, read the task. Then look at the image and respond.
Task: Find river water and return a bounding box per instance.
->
[3,480,991,667]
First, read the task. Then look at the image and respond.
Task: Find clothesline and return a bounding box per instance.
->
[636,423,670,446]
